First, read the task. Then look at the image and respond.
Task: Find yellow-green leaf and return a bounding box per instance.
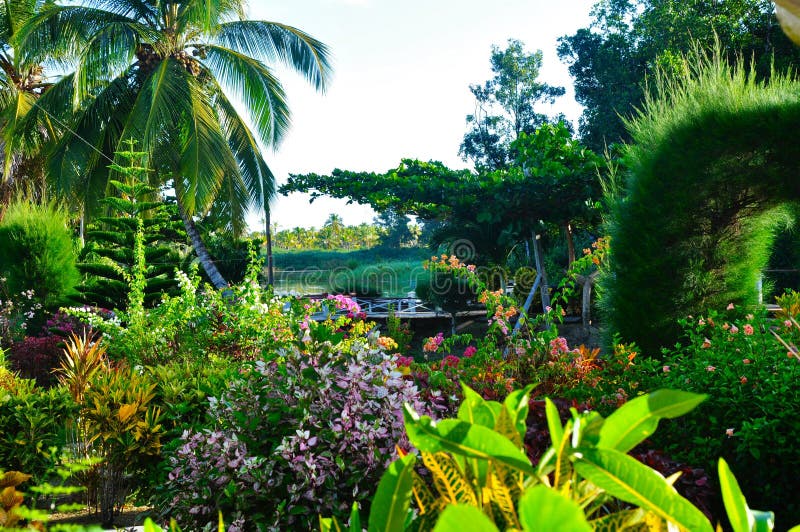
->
[432,504,499,532]
[598,389,706,453]
[368,454,416,532]
[518,485,591,532]
[404,404,535,477]
[573,448,712,532]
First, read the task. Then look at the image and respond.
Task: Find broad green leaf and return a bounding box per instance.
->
[786,525,800,532]
[368,454,416,532]
[719,458,753,532]
[432,504,500,532]
[143,518,164,532]
[598,389,706,453]
[545,398,563,449]
[573,448,712,532]
[518,485,591,532]
[504,383,536,442]
[404,404,535,476]
[458,383,497,428]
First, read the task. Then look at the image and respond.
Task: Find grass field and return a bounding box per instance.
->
[271,247,429,296]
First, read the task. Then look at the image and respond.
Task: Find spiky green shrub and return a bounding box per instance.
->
[602,50,800,354]
[0,201,79,310]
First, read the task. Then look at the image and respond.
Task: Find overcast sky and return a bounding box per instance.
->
[247,0,596,231]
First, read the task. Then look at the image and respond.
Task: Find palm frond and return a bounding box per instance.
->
[89,0,158,26]
[215,20,332,91]
[202,44,289,146]
[177,0,241,35]
[120,58,237,217]
[72,21,143,108]
[13,5,140,66]
[47,70,137,208]
[213,83,275,209]
[1,88,36,177]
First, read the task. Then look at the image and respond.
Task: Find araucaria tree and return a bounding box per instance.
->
[15,0,332,287]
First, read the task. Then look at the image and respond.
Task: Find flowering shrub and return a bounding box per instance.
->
[7,311,94,387]
[629,306,800,526]
[8,336,62,387]
[163,329,425,530]
[64,256,299,365]
[0,285,43,347]
[165,430,266,530]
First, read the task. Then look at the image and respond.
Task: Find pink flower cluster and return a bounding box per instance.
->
[327,294,361,316]
[463,346,477,358]
[549,337,570,356]
[395,356,414,367]
[441,355,461,368]
[423,332,445,353]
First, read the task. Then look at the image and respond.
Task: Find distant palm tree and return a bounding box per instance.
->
[15,0,331,287]
[0,0,57,210]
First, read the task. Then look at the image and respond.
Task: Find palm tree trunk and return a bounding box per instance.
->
[265,207,274,286]
[176,198,228,289]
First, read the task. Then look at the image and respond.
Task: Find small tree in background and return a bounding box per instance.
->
[460,39,566,171]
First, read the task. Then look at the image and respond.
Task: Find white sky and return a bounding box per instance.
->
[246,0,596,231]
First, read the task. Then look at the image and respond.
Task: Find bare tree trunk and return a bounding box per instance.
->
[176,198,228,289]
[564,222,576,268]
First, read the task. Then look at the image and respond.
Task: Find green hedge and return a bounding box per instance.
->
[602,53,800,354]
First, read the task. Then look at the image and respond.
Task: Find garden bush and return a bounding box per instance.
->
[0,201,79,311]
[629,305,800,527]
[0,373,77,482]
[162,328,425,530]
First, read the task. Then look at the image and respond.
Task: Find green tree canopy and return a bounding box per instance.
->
[558,0,800,150]
[282,124,603,266]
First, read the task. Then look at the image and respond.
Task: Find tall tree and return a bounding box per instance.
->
[460,39,566,171]
[0,0,58,209]
[15,0,332,287]
[559,0,800,151]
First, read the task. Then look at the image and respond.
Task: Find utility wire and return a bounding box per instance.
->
[28,91,115,165]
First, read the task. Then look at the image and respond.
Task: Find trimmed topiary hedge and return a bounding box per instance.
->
[602,52,800,354]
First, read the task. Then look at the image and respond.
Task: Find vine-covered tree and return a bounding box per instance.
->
[15,0,332,288]
[460,39,566,171]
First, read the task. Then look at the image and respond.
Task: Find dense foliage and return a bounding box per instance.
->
[0,200,79,311]
[282,123,603,269]
[559,0,800,150]
[601,52,800,354]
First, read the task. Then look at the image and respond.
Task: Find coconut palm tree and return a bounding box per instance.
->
[0,0,58,210]
[14,0,331,287]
